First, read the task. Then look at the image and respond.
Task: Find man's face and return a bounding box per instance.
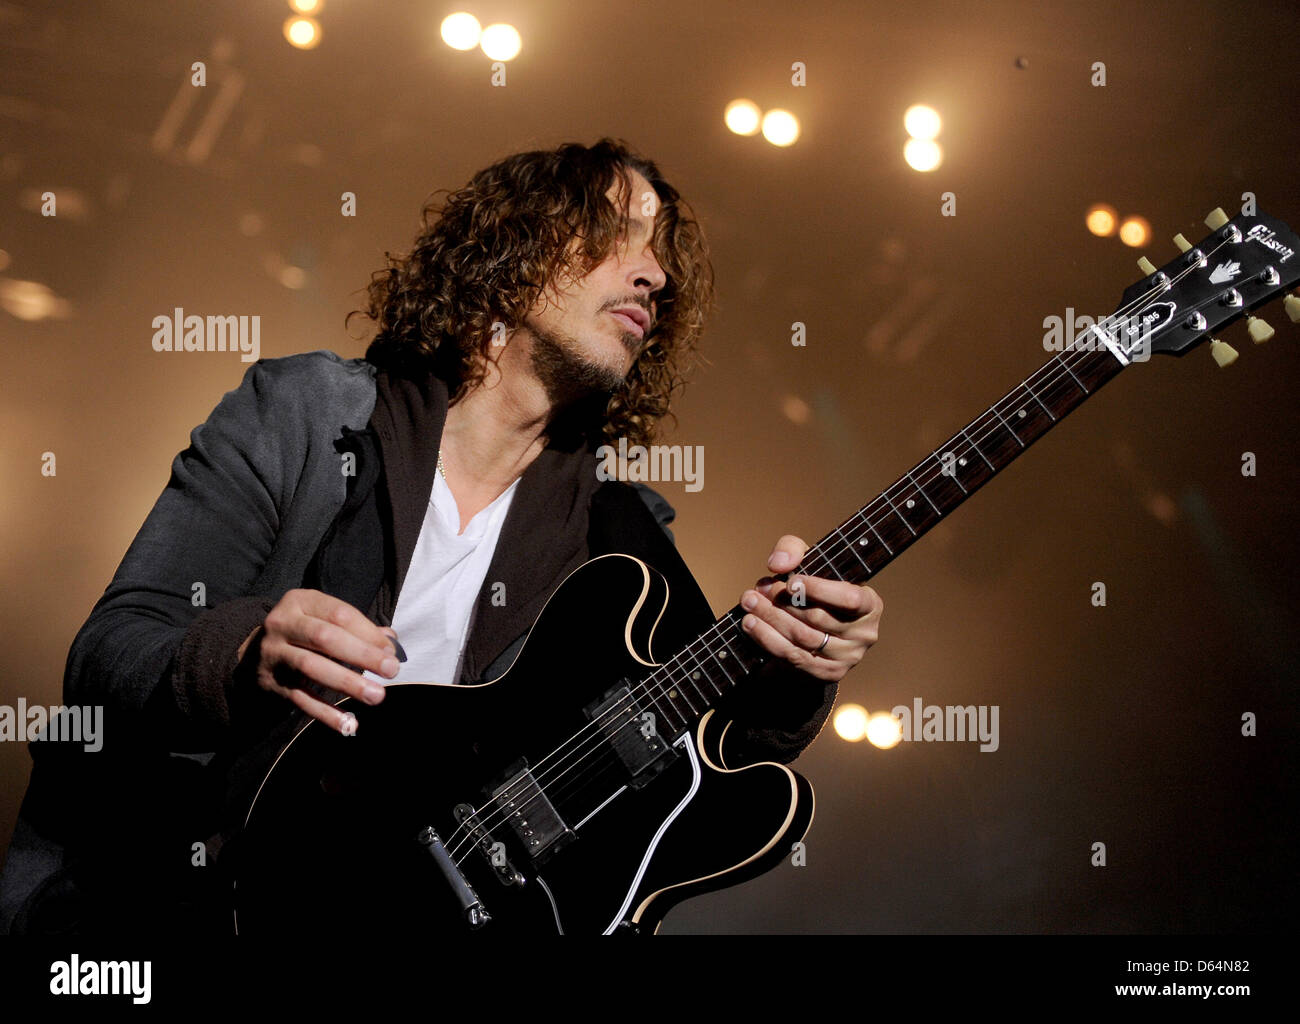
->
[521,166,667,403]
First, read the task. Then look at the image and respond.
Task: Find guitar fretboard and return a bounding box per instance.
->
[638,343,1128,739]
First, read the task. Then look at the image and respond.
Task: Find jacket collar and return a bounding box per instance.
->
[369,367,602,682]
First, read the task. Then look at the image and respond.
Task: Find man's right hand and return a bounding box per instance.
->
[235,589,398,735]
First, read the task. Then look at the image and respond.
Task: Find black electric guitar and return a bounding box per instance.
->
[231,208,1300,935]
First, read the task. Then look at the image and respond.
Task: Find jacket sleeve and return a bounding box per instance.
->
[712,661,836,767]
[63,359,303,752]
[631,484,837,766]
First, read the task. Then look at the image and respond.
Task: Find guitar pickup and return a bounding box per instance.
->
[585,684,677,787]
[490,767,574,863]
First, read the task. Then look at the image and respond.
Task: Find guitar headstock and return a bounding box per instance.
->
[1104,208,1300,365]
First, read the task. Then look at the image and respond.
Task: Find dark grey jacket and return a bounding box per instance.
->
[1,350,836,935]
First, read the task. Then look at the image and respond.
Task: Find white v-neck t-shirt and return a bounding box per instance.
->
[364,471,520,687]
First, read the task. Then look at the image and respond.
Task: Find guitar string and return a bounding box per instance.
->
[443,230,1243,862]
[441,231,1244,862]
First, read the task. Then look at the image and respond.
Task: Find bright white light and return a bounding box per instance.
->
[480,23,522,61]
[283,16,321,49]
[441,12,481,50]
[903,104,941,140]
[761,109,800,147]
[1119,216,1151,248]
[866,711,903,749]
[834,703,869,742]
[1086,203,1118,237]
[903,138,942,171]
[289,0,323,13]
[724,99,762,136]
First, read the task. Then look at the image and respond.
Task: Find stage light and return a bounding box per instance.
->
[0,279,69,321]
[866,711,903,749]
[724,99,762,136]
[283,16,321,49]
[903,138,942,171]
[440,12,481,50]
[834,703,869,742]
[903,104,941,140]
[1118,215,1150,247]
[288,0,323,13]
[480,23,521,61]
[1086,203,1118,237]
[781,394,811,424]
[761,109,800,146]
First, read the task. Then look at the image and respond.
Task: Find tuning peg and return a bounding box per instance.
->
[1285,293,1300,323]
[1173,233,1192,253]
[1137,256,1158,276]
[1247,316,1274,343]
[1209,337,1239,367]
[1204,208,1229,230]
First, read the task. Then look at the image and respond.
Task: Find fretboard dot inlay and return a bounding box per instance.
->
[691,671,700,680]
[669,689,678,698]
[905,499,915,509]
[718,651,728,659]
[959,457,967,466]
[858,538,868,546]
[1017,409,1026,418]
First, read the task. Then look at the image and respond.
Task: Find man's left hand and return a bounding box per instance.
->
[739,534,882,682]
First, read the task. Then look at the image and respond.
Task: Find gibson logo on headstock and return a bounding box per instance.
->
[1245,223,1294,262]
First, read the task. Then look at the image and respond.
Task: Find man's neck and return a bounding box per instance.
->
[437,337,567,501]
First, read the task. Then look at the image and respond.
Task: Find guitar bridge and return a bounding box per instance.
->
[454,802,526,887]
[490,767,574,863]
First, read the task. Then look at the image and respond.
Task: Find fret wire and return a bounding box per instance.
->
[879,487,918,536]
[843,528,873,570]
[818,557,844,581]
[989,404,1025,449]
[933,449,967,495]
[1023,379,1056,422]
[656,661,695,731]
[959,425,996,471]
[668,651,710,710]
[653,649,705,731]
[1059,352,1090,394]
[679,638,724,699]
[644,680,686,735]
[716,618,749,670]
[686,628,728,691]
[705,631,739,687]
[667,658,702,714]
[860,512,895,555]
[905,467,943,516]
[803,545,837,580]
[829,525,856,571]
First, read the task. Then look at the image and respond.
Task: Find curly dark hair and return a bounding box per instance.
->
[353,138,715,448]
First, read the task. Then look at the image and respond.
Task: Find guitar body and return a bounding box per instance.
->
[232,554,813,936]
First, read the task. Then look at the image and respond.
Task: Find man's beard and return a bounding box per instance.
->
[528,323,630,408]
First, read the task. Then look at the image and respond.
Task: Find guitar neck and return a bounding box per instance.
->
[641,342,1128,739]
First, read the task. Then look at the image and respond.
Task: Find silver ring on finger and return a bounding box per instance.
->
[813,631,831,654]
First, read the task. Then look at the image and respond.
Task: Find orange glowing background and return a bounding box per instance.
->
[1,0,1297,934]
